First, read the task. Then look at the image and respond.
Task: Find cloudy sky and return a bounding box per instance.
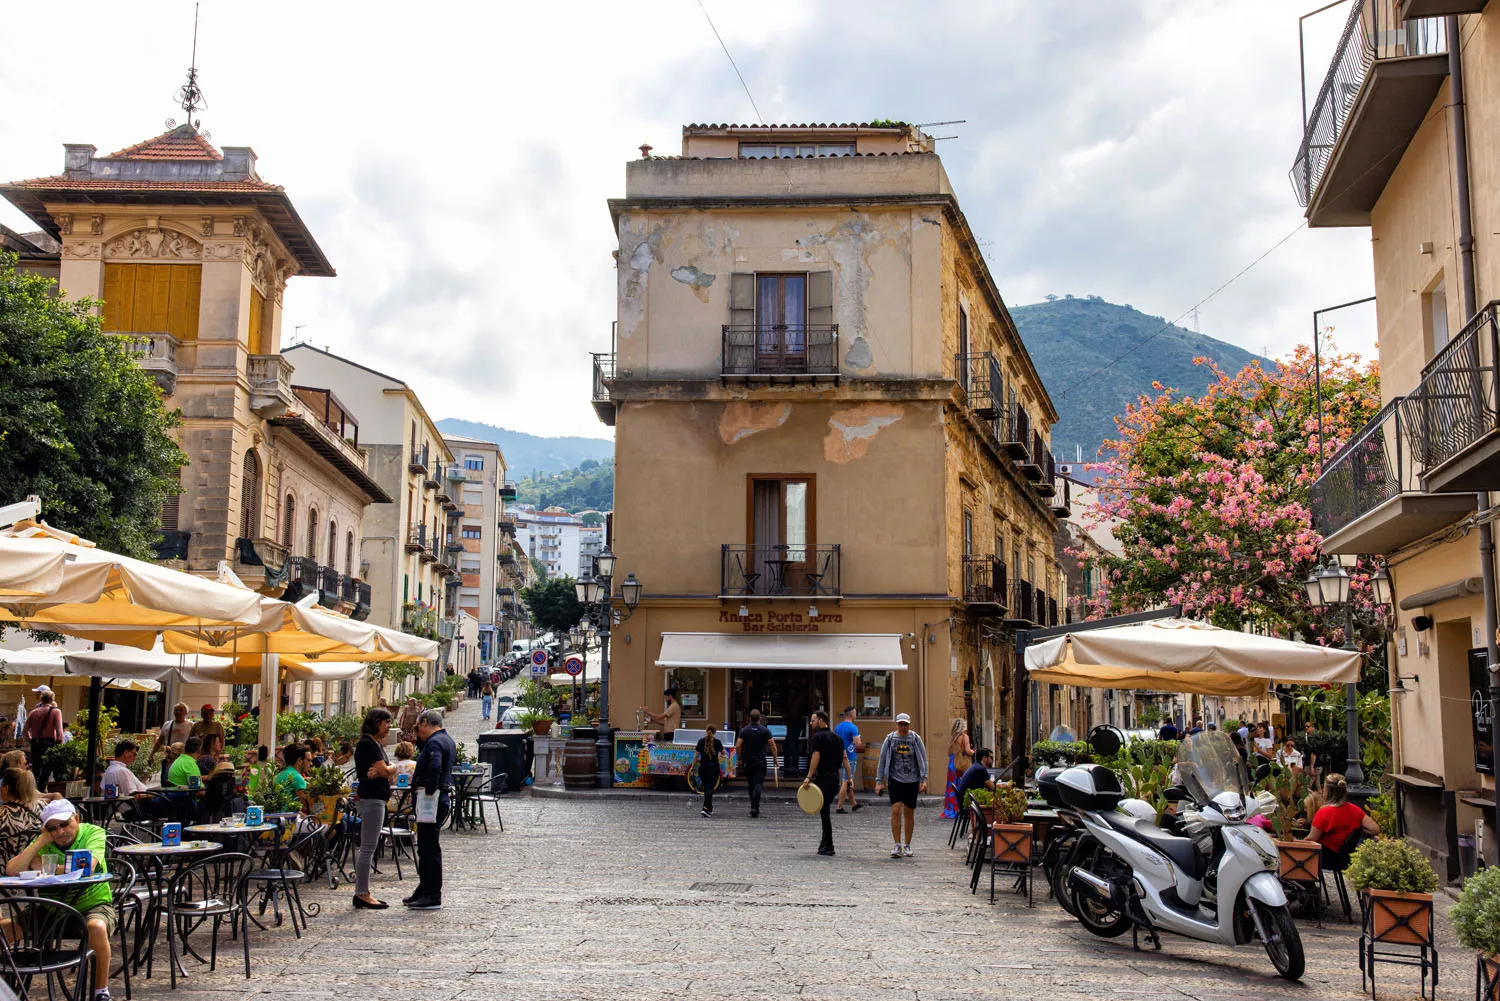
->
[0,0,1377,440]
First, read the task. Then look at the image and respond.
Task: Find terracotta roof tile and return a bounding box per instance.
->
[103,125,223,161]
[5,175,281,192]
[684,122,909,130]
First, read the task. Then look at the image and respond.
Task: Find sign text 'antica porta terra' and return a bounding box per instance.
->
[718,609,843,633]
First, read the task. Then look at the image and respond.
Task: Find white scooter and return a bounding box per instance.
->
[1054,731,1304,981]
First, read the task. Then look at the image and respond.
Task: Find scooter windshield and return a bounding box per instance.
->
[1174,731,1251,803]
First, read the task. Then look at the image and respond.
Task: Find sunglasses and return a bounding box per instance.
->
[43,821,71,833]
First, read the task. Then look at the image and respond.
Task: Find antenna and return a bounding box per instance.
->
[169,4,206,132]
[292,324,309,345]
[1191,306,1200,334]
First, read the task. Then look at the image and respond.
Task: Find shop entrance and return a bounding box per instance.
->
[729,669,828,777]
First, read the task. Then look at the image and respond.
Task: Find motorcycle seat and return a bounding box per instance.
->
[1102,810,1207,881]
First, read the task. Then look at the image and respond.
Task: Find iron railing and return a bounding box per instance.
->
[1309,398,1411,537]
[1400,302,1500,472]
[350,580,372,620]
[721,544,842,597]
[958,352,1004,418]
[962,555,1007,610]
[405,525,428,552]
[592,352,615,404]
[408,444,429,474]
[1007,578,1036,624]
[318,567,342,608]
[1000,405,1032,460]
[722,325,839,377]
[1290,0,1448,207]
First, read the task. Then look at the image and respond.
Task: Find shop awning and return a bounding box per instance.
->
[656,633,906,672]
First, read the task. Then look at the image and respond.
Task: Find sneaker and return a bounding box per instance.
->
[902,844,913,857]
[836,808,847,814]
[817,847,835,856]
[93,991,111,1001]
[701,809,711,818]
[851,802,864,813]
[750,810,759,818]
[405,897,442,910]
[891,845,902,858]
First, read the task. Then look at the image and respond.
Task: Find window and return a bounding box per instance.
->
[739,143,854,158]
[247,288,266,354]
[306,507,319,560]
[1426,280,1450,357]
[461,526,482,539]
[282,494,296,550]
[757,273,806,361]
[958,305,970,390]
[464,457,484,471]
[462,486,483,505]
[100,262,201,340]
[239,451,261,539]
[345,531,355,576]
[963,510,973,558]
[669,668,707,720]
[855,671,893,718]
[327,520,338,569]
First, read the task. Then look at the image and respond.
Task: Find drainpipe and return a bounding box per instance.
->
[1448,15,1500,821]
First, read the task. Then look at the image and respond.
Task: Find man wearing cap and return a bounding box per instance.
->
[22,686,64,790]
[189,704,225,746]
[875,713,929,858]
[6,799,114,1001]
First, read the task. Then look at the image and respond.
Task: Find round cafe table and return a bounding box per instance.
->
[0,872,112,894]
[187,823,277,853]
[112,840,223,977]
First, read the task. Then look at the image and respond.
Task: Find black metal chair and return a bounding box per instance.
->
[246,821,323,937]
[947,800,971,850]
[0,896,94,1001]
[107,858,141,999]
[465,765,504,833]
[803,549,836,595]
[164,852,253,989]
[378,803,417,881]
[731,552,760,596]
[1322,829,1366,923]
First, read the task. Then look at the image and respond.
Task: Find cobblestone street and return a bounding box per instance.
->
[133,698,1461,1001]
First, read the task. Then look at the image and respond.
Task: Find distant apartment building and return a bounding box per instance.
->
[442,433,524,662]
[513,506,585,580]
[1297,0,1498,871]
[578,524,605,578]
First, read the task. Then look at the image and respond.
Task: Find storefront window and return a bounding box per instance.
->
[855,671,892,718]
[671,667,708,720]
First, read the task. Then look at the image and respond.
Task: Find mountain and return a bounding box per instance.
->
[1011,297,1269,464]
[516,459,613,512]
[436,420,613,479]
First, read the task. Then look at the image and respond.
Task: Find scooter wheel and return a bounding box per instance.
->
[1257,903,1304,981]
[1074,885,1130,938]
[1048,860,1079,917]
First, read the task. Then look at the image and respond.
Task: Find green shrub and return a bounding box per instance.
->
[304,763,349,797]
[1032,740,1089,766]
[1346,837,1439,895]
[966,787,994,809]
[1450,866,1500,957]
[247,763,298,813]
[993,784,1028,825]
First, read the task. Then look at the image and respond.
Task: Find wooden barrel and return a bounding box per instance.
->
[563,738,597,789]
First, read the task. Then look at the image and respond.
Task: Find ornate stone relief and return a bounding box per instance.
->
[89,215,104,235]
[103,227,203,260]
[61,241,101,259]
[53,214,73,235]
[201,216,215,237]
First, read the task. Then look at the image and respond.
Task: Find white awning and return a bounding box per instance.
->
[656,633,906,672]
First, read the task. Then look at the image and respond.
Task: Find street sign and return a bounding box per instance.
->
[563,654,584,677]
[530,647,550,679]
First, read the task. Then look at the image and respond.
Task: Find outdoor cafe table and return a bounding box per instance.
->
[112,840,223,977]
[449,770,486,831]
[186,823,276,852]
[0,872,112,894]
[79,795,138,825]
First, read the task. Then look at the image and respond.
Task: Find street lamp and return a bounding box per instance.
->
[1304,557,1384,793]
[576,554,641,787]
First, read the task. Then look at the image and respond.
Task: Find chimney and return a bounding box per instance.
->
[638,144,653,159]
[63,144,96,179]
[221,146,258,180]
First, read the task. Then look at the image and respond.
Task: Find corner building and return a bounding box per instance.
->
[592,124,1067,779]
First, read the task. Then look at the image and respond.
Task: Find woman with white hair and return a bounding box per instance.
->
[150,702,194,761]
[942,718,973,819]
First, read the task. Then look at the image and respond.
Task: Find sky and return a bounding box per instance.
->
[0,0,1379,441]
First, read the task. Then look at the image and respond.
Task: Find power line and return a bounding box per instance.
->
[696,0,762,124]
[1055,221,1307,400]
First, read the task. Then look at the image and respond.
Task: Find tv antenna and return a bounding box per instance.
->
[166,4,207,135]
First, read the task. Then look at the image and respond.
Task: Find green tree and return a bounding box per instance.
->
[0,254,186,557]
[521,577,584,634]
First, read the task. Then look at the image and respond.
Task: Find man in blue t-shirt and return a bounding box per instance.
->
[833,706,865,814]
[955,748,996,807]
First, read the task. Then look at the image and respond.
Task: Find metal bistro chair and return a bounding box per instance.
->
[802,548,836,595]
[966,804,991,893]
[1322,829,1366,924]
[106,858,142,1000]
[947,799,971,850]
[731,551,760,596]
[246,821,324,938]
[0,896,94,1001]
[164,852,254,989]
[378,798,418,881]
[465,764,505,834]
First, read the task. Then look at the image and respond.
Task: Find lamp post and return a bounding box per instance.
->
[1304,557,1392,796]
[575,548,641,788]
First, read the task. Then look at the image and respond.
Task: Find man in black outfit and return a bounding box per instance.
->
[801,710,844,856]
[734,709,778,818]
[406,709,455,910]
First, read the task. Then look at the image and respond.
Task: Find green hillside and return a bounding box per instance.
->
[516,459,613,512]
[1011,297,1268,463]
[436,419,612,478]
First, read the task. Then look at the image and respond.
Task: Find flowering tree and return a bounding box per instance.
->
[1084,343,1383,646]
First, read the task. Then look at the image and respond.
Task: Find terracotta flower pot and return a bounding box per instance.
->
[1480,953,1500,1001]
[1274,839,1321,882]
[531,720,554,736]
[1362,888,1434,946]
[992,822,1033,864]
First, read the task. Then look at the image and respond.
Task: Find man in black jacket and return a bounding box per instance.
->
[406,709,455,910]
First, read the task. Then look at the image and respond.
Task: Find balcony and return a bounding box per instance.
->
[1000,406,1031,462]
[497,551,515,566]
[720,544,841,598]
[1398,0,1485,19]
[408,444,429,475]
[1310,397,1474,553]
[1290,0,1449,227]
[281,556,321,603]
[247,354,296,418]
[434,465,453,504]
[497,480,518,500]
[1050,476,1073,519]
[1402,302,1500,493]
[153,530,190,561]
[497,519,516,535]
[958,353,1005,419]
[1035,452,1057,498]
[1019,430,1045,481]
[405,525,427,554]
[496,586,514,596]
[317,567,342,609]
[962,555,1007,616]
[592,352,616,426]
[112,331,179,394]
[349,580,372,621]
[446,540,464,554]
[721,325,839,381]
[1003,578,1037,627]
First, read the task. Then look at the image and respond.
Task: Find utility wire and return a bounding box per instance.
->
[696,0,763,124]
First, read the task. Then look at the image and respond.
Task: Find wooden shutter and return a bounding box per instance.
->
[806,270,832,328]
[167,265,201,341]
[729,272,755,328]
[102,264,134,331]
[247,288,265,353]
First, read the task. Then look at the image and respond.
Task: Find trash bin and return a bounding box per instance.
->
[480,730,532,794]
[1458,834,1478,878]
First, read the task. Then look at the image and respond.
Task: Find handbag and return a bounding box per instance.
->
[414,789,440,824]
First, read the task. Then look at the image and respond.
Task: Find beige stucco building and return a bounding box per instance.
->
[592,123,1068,780]
[1299,0,1498,870]
[442,433,526,663]
[1,125,389,723]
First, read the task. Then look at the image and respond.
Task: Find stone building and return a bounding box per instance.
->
[442,433,525,664]
[0,125,387,720]
[1298,0,1498,870]
[592,123,1066,779]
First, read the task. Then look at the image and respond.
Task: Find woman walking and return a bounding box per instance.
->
[480,682,494,721]
[692,725,724,818]
[353,707,396,909]
[941,718,973,819]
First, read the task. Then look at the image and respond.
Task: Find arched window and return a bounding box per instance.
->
[345,531,355,576]
[239,451,261,539]
[327,520,338,569]
[281,495,296,549]
[306,507,319,560]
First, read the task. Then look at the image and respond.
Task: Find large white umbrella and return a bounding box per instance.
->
[1023,618,1361,697]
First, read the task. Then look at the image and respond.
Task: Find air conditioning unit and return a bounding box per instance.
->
[1058,464,1073,475]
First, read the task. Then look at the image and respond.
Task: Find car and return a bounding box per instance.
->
[499,704,525,728]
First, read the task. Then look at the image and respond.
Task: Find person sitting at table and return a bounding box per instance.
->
[333,743,353,769]
[6,799,114,1001]
[954,748,997,809]
[100,740,149,798]
[242,745,271,789]
[167,737,203,788]
[0,768,43,861]
[390,742,418,791]
[276,744,313,811]
[1307,773,1380,864]
[200,760,242,823]
[0,750,24,773]
[196,733,224,775]
[306,737,326,767]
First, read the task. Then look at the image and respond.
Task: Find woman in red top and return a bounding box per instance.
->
[1309,773,1380,858]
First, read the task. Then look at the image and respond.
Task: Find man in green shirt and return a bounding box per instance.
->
[167,736,203,788]
[6,799,114,1001]
[276,743,312,811]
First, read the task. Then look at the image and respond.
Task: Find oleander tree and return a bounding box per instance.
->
[1082,342,1383,647]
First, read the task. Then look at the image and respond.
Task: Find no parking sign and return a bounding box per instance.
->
[530,647,549,678]
[563,654,584,677]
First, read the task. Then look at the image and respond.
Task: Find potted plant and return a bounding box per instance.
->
[991,783,1032,864]
[305,763,351,824]
[516,709,555,737]
[966,787,997,826]
[1258,764,1320,880]
[1450,866,1500,1000]
[1346,837,1440,946]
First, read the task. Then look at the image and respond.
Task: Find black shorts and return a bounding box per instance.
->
[887,780,919,809]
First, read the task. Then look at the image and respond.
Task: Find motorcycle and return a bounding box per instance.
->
[1053,731,1304,981]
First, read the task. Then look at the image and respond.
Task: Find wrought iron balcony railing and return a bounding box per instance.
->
[408,444,429,475]
[962,555,1007,612]
[722,325,838,378]
[1400,302,1500,476]
[1005,578,1036,625]
[721,544,841,597]
[1309,398,1410,537]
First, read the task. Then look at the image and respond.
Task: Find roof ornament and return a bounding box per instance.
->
[166,3,208,138]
